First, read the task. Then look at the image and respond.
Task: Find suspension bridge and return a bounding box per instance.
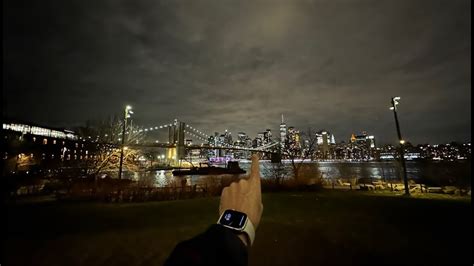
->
[127,118,280,165]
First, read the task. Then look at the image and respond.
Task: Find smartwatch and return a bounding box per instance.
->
[217,209,255,246]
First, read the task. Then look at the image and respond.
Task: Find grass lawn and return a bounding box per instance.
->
[5,190,472,265]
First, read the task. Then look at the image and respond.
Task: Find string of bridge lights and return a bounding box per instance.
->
[183,130,207,142]
[185,124,209,138]
[133,122,174,133]
[72,110,277,150]
[132,122,209,138]
[78,118,278,150]
[130,121,211,143]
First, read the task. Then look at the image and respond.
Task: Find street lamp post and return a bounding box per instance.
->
[119,105,133,179]
[390,97,409,196]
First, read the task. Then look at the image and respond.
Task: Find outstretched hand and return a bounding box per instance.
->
[219,154,264,245]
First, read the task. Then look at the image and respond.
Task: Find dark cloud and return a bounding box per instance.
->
[3,0,471,144]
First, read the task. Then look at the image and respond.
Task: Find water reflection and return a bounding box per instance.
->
[137,161,470,187]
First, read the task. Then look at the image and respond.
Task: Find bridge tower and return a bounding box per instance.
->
[166,119,186,166]
[176,121,185,161]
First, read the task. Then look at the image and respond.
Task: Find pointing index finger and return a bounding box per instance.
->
[249,154,261,184]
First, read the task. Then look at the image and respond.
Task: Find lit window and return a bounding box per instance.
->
[53,140,57,144]
[51,154,55,159]
[43,139,48,145]
[85,150,89,155]
[33,137,36,142]
[75,143,79,148]
[62,141,65,145]
[67,154,71,160]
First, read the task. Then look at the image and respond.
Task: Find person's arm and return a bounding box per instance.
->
[163,224,248,266]
[164,154,263,266]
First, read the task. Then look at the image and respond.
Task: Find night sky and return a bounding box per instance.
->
[3,0,471,144]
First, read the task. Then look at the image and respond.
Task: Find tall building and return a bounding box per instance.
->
[223,129,232,146]
[315,130,336,159]
[253,136,263,148]
[316,131,330,159]
[240,132,253,148]
[212,132,221,157]
[237,132,248,145]
[211,130,233,157]
[350,132,376,160]
[233,132,251,159]
[287,126,301,153]
[279,114,287,150]
[264,129,272,144]
[254,129,273,146]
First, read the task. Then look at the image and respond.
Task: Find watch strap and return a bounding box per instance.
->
[243,217,255,246]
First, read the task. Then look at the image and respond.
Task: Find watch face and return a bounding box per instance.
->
[219,210,247,230]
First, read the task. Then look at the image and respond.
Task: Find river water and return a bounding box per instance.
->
[135,161,471,188]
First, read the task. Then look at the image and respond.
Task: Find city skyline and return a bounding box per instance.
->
[3,116,469,148]
[3,117,471,164]
[3,0,471,145]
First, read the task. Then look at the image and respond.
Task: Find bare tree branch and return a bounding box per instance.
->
[282,127,319,180]
[75,118,146,178]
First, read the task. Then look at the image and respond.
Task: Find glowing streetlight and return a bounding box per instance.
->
[390,96,409,196]
[119,105,133,179]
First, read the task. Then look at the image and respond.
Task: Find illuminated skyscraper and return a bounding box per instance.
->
[256,132,265,146]
[237,132,248,145]
[223,129,232,145]
[264,129,272,144]
[316,130,336,159]
[316,131,329,159]
[280,114,287,150]
[350,132,376,160]
[235,132,251,159]
[287,126,301,152]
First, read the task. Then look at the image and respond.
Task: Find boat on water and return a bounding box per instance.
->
[172,161,246,176]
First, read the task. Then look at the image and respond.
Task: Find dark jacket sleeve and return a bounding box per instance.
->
[164,224,248,266]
